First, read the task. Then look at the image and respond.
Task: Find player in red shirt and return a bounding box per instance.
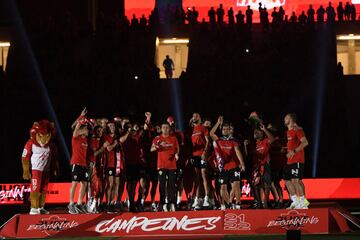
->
[103,121,119,212]
[87,125,105,213]
[268,124,287,209]
[190,113,212,209]
[120,121,145,212]
[68,108,90,214]
[210,116,245,210]
[283,113,309,209]
[151,122,179,212]
[142,112,159,211]
[251,124,279,208]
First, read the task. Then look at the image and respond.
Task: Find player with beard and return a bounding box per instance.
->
[103,121,119,213]
[190,113,211,209]
[120,122,144,212]
[151,122,179,212]
[210,116,245,210]
[283,113,309,209]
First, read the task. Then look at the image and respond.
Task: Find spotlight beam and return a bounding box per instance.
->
[8,0,70,160]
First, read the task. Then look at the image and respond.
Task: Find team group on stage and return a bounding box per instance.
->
[21,109,309,215]
[65,108,309,214]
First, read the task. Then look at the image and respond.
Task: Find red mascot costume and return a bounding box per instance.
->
[21,120,58,215]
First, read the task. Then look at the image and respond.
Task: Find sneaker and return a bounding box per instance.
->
[125,200,130,208]
[177,196,182,206]
[192,197,199,208]
[170,203,176,212]
[106,204,117,214]
[128,203,136,213]
[233,204,241,210]
[39,208,50,214]
[115,201,124,212]
[151,202,158,212]
[287,201,297,210]
[86,199,95,213]
[220,204,226,210]
[295,201,308,210]
[75,204,88,214]
[203,196,210,207]
[250,201,259,209]
[163,204,168,212]
[68,203,78,214]
[209,198,216,208]
[137,203,145,212]
[29,208,40,215]
[194,198,204,210]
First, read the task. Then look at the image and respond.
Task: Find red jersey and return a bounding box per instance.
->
[88,138,101,163]
[70,136,88,166]
[191,124,209,156]
[255,138,270,165]
[103,134,117,168]
[213,137,240,171]
[286,127,306,164]
[269,138,287,171]
[122,136,143,166]
[153,135,179,170]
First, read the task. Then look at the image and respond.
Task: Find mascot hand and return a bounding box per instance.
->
[22,160,31,180]
[23,169,31,180]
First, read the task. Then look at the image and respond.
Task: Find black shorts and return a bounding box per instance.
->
[192,156,208,169]
[261,163,272,185]
[147,167,158,182]
[271,169,282,183]
[126,165,141,181]
[283,163,304,180]
[218,167,241,185]
[106,167,116,177]
[177,167,184,181]
[71,164,89,182]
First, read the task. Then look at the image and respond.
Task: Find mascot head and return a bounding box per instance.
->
[30,120,56,147]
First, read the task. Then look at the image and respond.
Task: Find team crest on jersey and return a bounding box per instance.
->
[22,149,28,158]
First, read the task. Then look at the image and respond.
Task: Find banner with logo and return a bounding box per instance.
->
[1,209,329,238]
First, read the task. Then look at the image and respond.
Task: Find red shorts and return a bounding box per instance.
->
[31,170,49,193]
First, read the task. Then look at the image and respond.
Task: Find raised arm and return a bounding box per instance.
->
[260,123,275,144]
[210,116,223,141]
[73,107,87,138]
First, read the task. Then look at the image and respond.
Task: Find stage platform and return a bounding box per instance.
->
[1,202,359,239]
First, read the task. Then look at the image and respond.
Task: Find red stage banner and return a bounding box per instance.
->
[0,209,329,238]
[1,178,360,205]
